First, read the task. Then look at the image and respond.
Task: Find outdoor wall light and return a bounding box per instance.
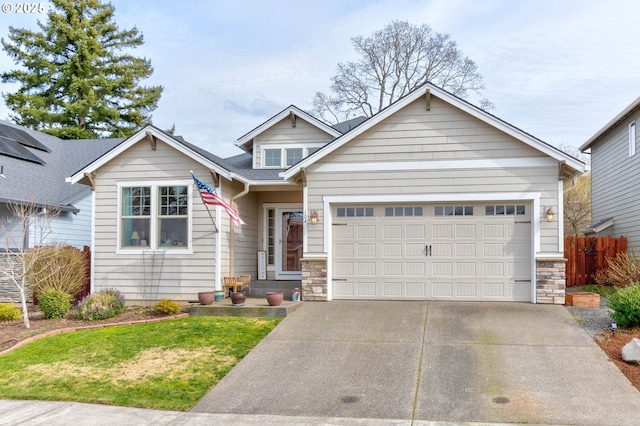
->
[309,210,319,225]
[545,208,555,222]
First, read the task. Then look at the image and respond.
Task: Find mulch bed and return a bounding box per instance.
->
[596,329,640,392]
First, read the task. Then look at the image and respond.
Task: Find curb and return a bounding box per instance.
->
[0,313,190,356]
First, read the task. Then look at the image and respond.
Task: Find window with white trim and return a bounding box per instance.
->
[119,183,190,250]
[262,145,325,168]
[285,148,303,166]
[630,121,636,157]
[485,205,526,215]
[264,149,282,167]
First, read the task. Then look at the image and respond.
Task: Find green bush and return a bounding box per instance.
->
[77,288,126,321]
[608,283,640,327]
[154,299,181,315]
[0,302,21,321]
[28,246,87,298]
[38,288,72,319]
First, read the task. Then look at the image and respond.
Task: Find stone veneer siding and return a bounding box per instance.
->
[301,257,328,301]
[536,258,566,304]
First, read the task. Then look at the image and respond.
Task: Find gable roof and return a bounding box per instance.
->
[579,96,640,152]
[0,120,122,212]
[234,105,342,153]
[284,83,585,180]
[67,125,293,187]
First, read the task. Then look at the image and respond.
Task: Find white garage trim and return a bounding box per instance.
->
[310,157,558,173]
[321,192,541,302]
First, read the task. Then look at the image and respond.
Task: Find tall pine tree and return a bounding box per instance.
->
[1,0,163,139]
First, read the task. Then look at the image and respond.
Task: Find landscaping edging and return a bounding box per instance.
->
[0,313,189,356]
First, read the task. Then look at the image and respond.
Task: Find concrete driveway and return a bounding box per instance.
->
[193,301,640,425]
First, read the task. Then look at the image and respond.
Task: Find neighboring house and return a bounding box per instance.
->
[580,96,640,251]
[68,84,584,305]
[0,120,123,302]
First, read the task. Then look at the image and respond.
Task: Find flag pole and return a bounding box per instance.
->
[191,170,218,233]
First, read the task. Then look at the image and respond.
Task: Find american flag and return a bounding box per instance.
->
[192,174,245,226]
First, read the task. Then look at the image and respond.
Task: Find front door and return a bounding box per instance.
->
[277,209,303,278]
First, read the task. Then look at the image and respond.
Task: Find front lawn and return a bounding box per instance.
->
[0,316,280,411]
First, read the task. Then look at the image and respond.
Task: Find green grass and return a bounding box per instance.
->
[0,316,281,411]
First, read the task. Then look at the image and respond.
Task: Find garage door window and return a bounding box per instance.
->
[434,206,473,216]
[385,206,423,217]
[337,207,374,217]
[485,205,526,215]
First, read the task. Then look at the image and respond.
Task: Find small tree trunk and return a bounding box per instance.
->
[19,284,30,329]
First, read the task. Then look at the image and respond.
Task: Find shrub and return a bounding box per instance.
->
[154,299,181,315]
[77,288,126,321]
[594,252,640,288]
[0,302,21,321]
[608,283,640,327]
[28,246,87,298]
[38,288,72,319]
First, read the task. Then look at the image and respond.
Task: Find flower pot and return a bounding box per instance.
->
[231,291,246,306]
[266,291,284,306]
[198,291,215,305]
[214,291,225,301]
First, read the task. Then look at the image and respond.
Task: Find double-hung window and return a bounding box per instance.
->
[119,181,191,252]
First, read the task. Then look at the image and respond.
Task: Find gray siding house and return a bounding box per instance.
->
[0,120,121,302]
[70,83,584,305]
[580,96,640,251]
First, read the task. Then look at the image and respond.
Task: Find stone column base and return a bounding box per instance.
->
[536,257,566,304]
[300,257,328,301]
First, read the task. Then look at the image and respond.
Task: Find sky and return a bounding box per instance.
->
[0,0,639,159]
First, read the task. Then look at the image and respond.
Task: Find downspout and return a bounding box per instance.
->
[229,180,250,276]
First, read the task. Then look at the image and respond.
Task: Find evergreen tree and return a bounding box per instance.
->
[1,0,163,139]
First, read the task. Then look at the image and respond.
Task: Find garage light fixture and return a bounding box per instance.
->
[307,210,319,225]
[545,208,555,222]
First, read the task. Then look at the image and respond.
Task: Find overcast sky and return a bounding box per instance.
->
[1,0,639,158]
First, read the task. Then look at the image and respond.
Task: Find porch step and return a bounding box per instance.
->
[250,280,302,299]
[190,297,301,318]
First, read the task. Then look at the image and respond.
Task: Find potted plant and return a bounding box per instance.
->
[266,291,283,306]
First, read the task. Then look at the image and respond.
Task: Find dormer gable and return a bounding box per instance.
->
[234,105,341,170]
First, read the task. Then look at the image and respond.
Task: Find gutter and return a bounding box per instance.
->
[228,180,250,277]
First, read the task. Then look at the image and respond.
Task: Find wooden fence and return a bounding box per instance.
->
[564,236,627,287]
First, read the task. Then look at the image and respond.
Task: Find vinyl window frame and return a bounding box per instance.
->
[116,180,193,254]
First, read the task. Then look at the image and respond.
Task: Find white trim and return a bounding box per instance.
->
[303,185,309,251]
[284,84,585,180]
[557,179,564,253]
[215,181,222,291]
[90,189,96,294]
[235,105,341,151]
[629,121,636,157]
[115,180,193,255]
[310,157,557,173]
[68,126,232,185]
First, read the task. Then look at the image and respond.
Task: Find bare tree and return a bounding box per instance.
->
[0,201,60,328]
[564,173,591,237]
[312,21,491,123]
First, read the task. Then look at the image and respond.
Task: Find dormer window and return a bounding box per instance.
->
[264,149,282,167]
[261,145,323,168]
[286,148,303,166]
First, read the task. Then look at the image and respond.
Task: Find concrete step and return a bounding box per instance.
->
[190,297,302,318]
[250,280,301,299]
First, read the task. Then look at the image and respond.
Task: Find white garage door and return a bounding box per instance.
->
[332,203,531,301]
